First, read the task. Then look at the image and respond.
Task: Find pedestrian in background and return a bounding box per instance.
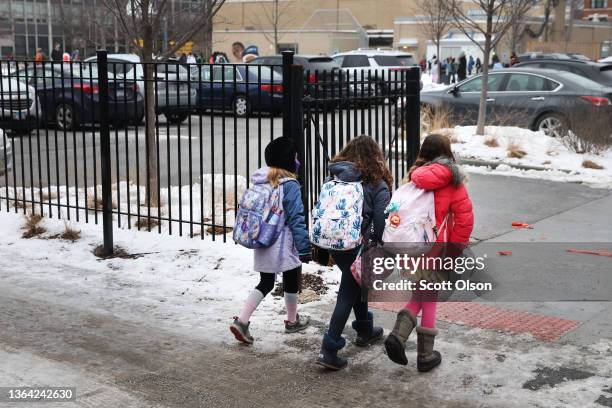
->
[35,48,44,64]
[491,55,504,70]
[475,57,482,74]
[384,134,474,372]
[315,136,392,370]
[458,52,467,82]
[467,55,474,76]
[51,43,62,61]
[230,137,312,345]
[430,56,439,84]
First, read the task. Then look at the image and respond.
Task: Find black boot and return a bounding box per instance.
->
[416,326,442,372]
[384,309,417,366]
[352,311,384,347]
[315,333,347,371]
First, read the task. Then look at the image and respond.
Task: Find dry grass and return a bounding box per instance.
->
[87,195,117,210]
[61,221,81,241]
[484,136,499,148]
[582,160,604,170]
[135,217,160,230]
[507,141,527,159]
[21,213,45,238]
[41,191,58,201]
[206,225,233,235]
[421,105,452,133]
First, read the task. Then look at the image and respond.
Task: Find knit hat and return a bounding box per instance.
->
[265,137,297,173]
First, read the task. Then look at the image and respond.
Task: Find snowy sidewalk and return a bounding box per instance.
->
[1,211,612,407]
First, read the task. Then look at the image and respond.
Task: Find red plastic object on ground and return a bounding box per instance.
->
[511,221,533,229]
[566,248,612,257]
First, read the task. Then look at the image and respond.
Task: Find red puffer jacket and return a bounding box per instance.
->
[411,162,474,244]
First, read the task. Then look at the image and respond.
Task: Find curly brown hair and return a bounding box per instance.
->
[331,135,393,189]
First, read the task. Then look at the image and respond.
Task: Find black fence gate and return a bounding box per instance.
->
[0,50,420,254]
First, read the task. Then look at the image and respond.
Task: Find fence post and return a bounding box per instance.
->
[97,49,113,256]
[289,64,306,219]
[282,50,294,139]
[405,67,421,167]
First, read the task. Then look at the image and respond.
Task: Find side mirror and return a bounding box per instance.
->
[450,86,459,96]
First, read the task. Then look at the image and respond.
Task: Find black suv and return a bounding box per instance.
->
[514,59,612,86]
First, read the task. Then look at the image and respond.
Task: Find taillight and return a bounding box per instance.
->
[133,83,139,92]
[308,73,316,83]
[580,96,611,107]
[260,84,283,93]
[74,83,99,94]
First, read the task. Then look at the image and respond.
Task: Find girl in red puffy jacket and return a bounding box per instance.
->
[384,133,474,372]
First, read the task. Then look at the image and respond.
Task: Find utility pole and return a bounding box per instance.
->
[47,0,53,54]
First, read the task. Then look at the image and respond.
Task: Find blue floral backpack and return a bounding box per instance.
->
[310,179,364,250]
[233,183,284,249]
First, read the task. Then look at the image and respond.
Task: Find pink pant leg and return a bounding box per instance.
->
[403,293,422,317]
[420,290,438,328]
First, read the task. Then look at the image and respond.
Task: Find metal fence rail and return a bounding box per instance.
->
[0,50,420,253]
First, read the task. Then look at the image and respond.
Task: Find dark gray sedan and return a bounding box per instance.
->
[419,68,612,139]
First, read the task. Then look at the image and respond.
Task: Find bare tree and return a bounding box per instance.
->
[99,0,226,205]
[249,0,294,53]
[412,0,451,67]
[446,0,531,135]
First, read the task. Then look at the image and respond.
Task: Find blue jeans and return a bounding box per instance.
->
[327,248,369,341]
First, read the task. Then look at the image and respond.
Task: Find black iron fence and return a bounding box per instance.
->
[0,50,420,254]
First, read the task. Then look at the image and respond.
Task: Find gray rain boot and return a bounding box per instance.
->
[416,326,442,372]
[384,309,417,365]
[315,333,348,371]
[230,317,254,345]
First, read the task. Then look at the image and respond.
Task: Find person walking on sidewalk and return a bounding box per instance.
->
[384,134,474,372]
[230,137,312,344]
[315,136,392,370]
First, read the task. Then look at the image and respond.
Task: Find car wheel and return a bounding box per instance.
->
[56,103,77,131]
[165,112,189,124]
[536,113,569,139]
[233,95,249,117]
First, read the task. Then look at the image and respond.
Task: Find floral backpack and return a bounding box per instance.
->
[233,183,284,249]
[310,179,364,250]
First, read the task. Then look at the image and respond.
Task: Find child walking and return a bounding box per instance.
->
[230,137,312,344]
[384,134,474,372]
[315,136,392,370]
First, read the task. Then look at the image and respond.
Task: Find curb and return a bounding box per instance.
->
[457,157,573,174]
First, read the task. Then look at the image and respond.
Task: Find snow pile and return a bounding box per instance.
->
[4,173,247,234]
[421,72,449,92]
[444,126,612,188]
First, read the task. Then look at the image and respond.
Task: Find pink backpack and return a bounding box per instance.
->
[382,182,447,255]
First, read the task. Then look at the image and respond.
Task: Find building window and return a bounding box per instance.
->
[591,0,608,8]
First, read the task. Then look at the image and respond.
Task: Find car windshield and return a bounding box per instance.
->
[247,66,282,81]
[373,55,414,66]
[305,58,340,71]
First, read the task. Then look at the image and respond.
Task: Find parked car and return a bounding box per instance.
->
[414,68,612,139]
[192,65,283,117]
[0,75,39,134]
[14,64,143,130]
[84,54,196,124]
[249,55,349,104]
[332,49,417,95]
[513,59,612,87]
[0,128,13,174]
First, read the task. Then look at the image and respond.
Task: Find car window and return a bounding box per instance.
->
[459,74,505,92]
[305,58,340,72]
[212,66,243,81]
[333,56,344,66]
[341,55,370,68]
[599,65,612,82]
[247,66,282,82]
[504,73,559,91]
[373,55,413,66]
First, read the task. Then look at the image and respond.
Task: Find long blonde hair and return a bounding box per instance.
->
[268,167,296,187]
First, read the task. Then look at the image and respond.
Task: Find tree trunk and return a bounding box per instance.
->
[476,42,491,136]
[142,29,159,207]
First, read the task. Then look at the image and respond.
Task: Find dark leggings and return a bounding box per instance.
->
[255,266,300,296]
[327,249,369,340]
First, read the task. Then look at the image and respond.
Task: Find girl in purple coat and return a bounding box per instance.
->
[230,137,312,344]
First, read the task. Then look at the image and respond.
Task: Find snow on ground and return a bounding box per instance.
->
[2,212,612,407]
[3,173,247,234]
[421,72,450,92]
[444,126,612,188]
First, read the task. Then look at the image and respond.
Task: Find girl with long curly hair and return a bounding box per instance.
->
[315,135,392,370]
